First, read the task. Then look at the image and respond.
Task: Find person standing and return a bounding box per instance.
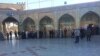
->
[6,32,9,39]
[22,31,26,39]
[50,29,54,38]
[9,31,12,39]
[25,31,28,39]
[14,31,17,38]
[86,24,93,41]
[49,30,52,38]
[39,30,43,38]
[64,28,67,38]
[0,32,4,40]
[74,29,80,43]
[71,29,75,38]
[86,29,92,41]
[80,28,85,40]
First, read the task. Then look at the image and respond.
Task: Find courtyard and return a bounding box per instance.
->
[0,35,100,56]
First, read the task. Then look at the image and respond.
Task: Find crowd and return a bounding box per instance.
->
[4,24,100,42]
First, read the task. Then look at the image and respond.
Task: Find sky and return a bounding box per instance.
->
[0,0,99,10]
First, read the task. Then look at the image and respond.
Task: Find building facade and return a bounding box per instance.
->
[0,1,100,39]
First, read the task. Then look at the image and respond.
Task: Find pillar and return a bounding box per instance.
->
[75,8,80,29]
[18,15,24,32]
[18,22,23,32]
[54,19,58,38]
[54,11,60,38]
[35,19,39,39]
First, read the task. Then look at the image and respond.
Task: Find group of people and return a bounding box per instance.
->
[6,31,18,39]
[39,29,55,38]
[5,24,100,41]
[73,24,100,43]
[6,31,37,39]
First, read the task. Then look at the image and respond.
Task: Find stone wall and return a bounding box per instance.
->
[0,1,100,33]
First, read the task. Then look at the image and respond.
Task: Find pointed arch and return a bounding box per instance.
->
[23,17,35,24]
[2,16,19,35]
[59,14,75,23]
[39,16,53,25]
[23,17,35,31]
[58,14,75,37]
[80,11,100,27]
[2,17,18,24]
[39,16,54,30]
[39,16,54,38]
[58,14,75,29]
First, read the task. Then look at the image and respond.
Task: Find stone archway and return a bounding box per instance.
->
[80,11,100,29]
[58,14,75,37]
[80,11,100,35]
[2,16,19,39]
[39,16,54,38]
[22,17,35,31]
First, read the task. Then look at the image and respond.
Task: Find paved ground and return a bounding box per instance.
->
[0,35,100,56]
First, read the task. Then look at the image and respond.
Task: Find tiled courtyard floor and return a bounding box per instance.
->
[0,35,100,56]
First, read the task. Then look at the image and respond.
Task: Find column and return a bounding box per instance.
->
[54,20,58,38]
[35,19,39,39]
[76,8,80,29]
[37,23,39,39]
[18,15,24,32]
